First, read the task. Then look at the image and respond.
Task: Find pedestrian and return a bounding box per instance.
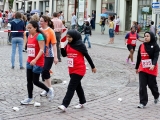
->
[100,17,106,35]
[71,12,77,29]
[81,21,92,48]
[91,10,96,30]
[58,30,96,112]
[39,15,58,97]
[115,16,120,35]
[125,26,143,65]
[52,12,63,62]
[8,9,13,23]
[135,32,160,109]
[108,16,114,44]
[0,10,3,29]
[10,12,25,69]
[20,21,54,105]
[150,21,156,35]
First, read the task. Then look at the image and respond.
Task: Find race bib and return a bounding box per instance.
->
[131,40,136,44]
[142,59,152,68]
[67,58,74,67]
[27,48,35,57]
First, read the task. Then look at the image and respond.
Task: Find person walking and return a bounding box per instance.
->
[135,32,160,108]
[125,26,143,65]
[71,12,77,29]
[0,10,2,29]
[100,17,106,34]
[150,21,156,35]
[10,12,25,69]
[115,16,120,35]
[58,30,96,112]
[39,15,58,97]
[52,12,63,62]
[81,21,92,48]
[20,21,54,105]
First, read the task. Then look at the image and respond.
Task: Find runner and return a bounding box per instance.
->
[39,15,58,97]
[58,30,96,112]
[135,32,160,108]
[20,21,54,105]
[125,26,143,65]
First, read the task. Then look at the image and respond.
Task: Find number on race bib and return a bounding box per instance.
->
[142,59,152,68]
[131,40,136,44]
[67,58,74,67]
[27,48,35,57]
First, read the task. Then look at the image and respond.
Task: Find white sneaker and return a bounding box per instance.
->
[47,88,54,101]
[58,105,66,112]
[20,98,34,105]
[74,104,83,109]
[40,90,47,97]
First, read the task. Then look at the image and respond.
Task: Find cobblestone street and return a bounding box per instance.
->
[0,31,160,120]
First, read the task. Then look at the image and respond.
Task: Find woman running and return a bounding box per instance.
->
[58,30,96,112]
[135,32,160,108]
[125,26,143,65]
[39,15,58,97]
[20,21,54,105]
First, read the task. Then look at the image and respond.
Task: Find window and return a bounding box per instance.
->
[101,0,115,13]
[56,0,64,13]
[68,0,77,21]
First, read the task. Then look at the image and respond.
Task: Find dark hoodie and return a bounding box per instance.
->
[11,19,25,38]
[135,32,159,69]
[61,30,95,69]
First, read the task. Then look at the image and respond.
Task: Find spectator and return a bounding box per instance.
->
[150,21,156,35]
[10,12,25,69]
[71,12,77,29]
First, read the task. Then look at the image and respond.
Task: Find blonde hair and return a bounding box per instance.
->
[31,14,39,22]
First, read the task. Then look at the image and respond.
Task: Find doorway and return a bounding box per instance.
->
[125,0,132,30]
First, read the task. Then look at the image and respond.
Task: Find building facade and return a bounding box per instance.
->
[14,0,160,32]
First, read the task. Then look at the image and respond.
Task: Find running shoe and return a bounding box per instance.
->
[58,105,66,112]
[137,104,145,109]
[154,97,160,104]
[40,90,47,97]
[74,104,84,109]
[126,58,129,63]
[47,88,54,101]
[20,98,34,105]
[131,62,135,65]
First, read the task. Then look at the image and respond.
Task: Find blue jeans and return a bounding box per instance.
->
[101,25,105,32]
[11,37,23,67]
[83,34,91,48]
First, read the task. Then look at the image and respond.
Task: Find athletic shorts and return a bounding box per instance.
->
[127,44,136,51]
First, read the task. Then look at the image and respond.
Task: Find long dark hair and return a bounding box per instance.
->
[41,15,54,29]
[29,21,46,42]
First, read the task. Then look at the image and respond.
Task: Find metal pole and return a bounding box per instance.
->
[155,0,158,41]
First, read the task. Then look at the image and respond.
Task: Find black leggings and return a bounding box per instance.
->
[27,69,49,98]
[62,74,86,108]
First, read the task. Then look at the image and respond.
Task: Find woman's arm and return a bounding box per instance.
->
[135,45,141,70]
[61,48,67,57]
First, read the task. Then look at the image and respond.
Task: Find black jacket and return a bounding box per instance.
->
[81,26,92,35]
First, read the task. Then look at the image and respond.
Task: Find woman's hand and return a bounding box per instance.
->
[30,59,37,66]
[136,69,138,74]
[149,65,155,70]
[54,57,59,65]
[92,68,97,73]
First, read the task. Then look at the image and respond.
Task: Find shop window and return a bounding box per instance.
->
[101,0,115,13]
[56,0,64,13]
[138,0,152,32]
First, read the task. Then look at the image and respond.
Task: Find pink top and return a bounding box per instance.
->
[52,18,63,32]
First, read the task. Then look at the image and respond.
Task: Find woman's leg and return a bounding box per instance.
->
[148,74,159,100]
[83,34,87,43]
[86,34,91,48]
[11,38,17,68]
[17,38,24,68]
[27,69,34,98]
[139,72,148,106]
[62,74,83,108]
[76,81,86,104]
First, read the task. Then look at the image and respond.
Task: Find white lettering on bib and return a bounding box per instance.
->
[67,58,74,67]
[27,48,35,57]
[142,59,152,68]
[131,40,136,44]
